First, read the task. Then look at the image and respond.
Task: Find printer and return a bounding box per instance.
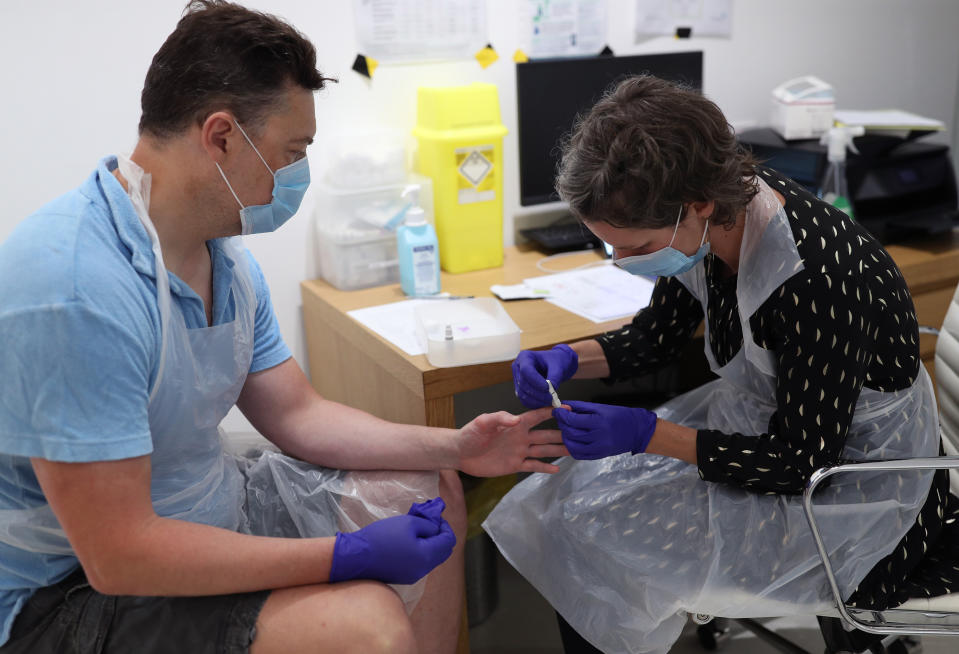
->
[737,127,958,244]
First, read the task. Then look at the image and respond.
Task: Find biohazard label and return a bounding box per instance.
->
[458,149,493,187]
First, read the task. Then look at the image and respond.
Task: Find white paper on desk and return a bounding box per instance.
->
[524,264,655,323]
[347,300,430,356]
[834,109,945,131]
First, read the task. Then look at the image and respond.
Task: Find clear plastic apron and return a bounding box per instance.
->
[0,156,437,609]
[484,177,939,654]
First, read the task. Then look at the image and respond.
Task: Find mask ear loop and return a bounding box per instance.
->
[665,203,685,247]
[215,163,245,209]
[232,120,276,176]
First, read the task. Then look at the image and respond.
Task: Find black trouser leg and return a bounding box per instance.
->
[556,611,605,653]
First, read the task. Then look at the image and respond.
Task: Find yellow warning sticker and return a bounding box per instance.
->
[457,149,493,187]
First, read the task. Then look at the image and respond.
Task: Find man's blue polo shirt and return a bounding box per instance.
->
[0,156,292,644]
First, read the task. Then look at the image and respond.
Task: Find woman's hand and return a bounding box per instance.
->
[553,401,658,460]
[455,408,569,477]
[512,345,579,408]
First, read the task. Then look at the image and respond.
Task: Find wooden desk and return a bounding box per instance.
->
[887,232,959,387]
[301,234,959,424]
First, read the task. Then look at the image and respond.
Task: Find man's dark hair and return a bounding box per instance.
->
[138,0,335,139]
[555,75,759,230]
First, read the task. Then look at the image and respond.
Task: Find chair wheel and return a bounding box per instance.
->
[696,620,730,651]
[886,637,922,654]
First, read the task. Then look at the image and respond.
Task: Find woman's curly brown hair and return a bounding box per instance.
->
[555,75,759,230]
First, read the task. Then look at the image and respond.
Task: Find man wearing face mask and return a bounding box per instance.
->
[485,76,959,654]
[0,2,569,653]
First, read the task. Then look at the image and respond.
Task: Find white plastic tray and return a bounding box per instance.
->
[414,298,521,367]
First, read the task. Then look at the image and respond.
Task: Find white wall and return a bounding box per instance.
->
[2,0,958,434]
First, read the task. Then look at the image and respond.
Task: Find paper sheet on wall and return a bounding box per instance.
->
[347,299,429,356]
[519,0,608,58]
[634,0,733,39]
[353,0,488,63]
[524,263,655,323]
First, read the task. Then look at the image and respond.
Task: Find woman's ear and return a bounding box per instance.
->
[688,200,715,221]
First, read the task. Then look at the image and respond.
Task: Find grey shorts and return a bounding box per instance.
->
[0,568,270,654]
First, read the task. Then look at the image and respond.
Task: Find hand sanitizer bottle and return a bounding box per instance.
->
[818,125,865,220]
[397,185,441,296]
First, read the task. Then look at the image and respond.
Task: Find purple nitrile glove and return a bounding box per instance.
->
[329,497,456,585]
[511,345,579,408]
[553,400,658,460]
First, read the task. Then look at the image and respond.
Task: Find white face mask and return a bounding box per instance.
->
[614,205,710,277]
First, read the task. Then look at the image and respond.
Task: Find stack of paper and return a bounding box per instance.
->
[524,263,655,323]
[834,109,944,138]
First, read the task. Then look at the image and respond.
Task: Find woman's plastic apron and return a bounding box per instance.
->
[484,176,939,654]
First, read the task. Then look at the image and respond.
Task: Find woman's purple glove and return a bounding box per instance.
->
[512,345,579,408]
[329,497,456,585]
[553,401,658,460]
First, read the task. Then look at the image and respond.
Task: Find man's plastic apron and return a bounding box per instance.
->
[484,175,940,654]
[0,157,253,557]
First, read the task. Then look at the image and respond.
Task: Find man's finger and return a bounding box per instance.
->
[520,459,562,474]
[528,443,570,458]
[517,406,555,428]
[527,428,565,445]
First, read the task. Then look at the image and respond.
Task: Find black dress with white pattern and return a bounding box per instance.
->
[597,166,959,609]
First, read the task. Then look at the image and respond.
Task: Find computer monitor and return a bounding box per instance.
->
[516,51,704,206]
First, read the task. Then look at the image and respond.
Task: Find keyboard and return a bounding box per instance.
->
[520,222,603,252]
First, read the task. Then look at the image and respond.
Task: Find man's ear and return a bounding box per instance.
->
[200,111,236,163]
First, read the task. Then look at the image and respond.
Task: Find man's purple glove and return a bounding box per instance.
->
[512,345,579,408]
[329,497,456,585]
[553,401,658,460]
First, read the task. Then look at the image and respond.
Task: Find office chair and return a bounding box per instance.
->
[692,283,959,654]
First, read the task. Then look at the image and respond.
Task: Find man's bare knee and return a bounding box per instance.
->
[252,581,416,654]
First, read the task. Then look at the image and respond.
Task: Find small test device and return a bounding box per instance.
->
[546,379,562,409]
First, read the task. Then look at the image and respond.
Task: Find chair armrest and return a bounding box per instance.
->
[803,456,959,636]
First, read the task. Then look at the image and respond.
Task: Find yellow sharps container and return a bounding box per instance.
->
[413,83,508,273]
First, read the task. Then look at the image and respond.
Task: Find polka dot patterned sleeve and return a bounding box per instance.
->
[597,276,703,382]
[697,169,921,494]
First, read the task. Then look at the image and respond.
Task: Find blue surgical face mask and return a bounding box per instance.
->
[614,205,710,277]
[215,120,310,235]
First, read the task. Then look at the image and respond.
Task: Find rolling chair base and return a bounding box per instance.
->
[696,616,923,654]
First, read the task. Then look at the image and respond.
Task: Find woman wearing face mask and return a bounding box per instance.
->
[484,75,959,654]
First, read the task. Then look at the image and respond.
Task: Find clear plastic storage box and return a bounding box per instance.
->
[414,298,521,368]
[315,176,433,291]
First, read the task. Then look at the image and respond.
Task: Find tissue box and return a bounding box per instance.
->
[770,76,835,140]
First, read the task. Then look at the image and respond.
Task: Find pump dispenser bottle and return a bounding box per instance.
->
[397,185,441,296]
[819,125,865,220]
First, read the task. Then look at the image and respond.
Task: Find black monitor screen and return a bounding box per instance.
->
[516,51,703,206]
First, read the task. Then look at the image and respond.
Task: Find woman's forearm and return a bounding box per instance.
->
[570,339,611,379]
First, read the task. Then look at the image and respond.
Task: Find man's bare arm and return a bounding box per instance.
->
[32,455,334,596]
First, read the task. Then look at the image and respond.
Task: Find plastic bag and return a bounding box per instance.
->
[240,450,439,611]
